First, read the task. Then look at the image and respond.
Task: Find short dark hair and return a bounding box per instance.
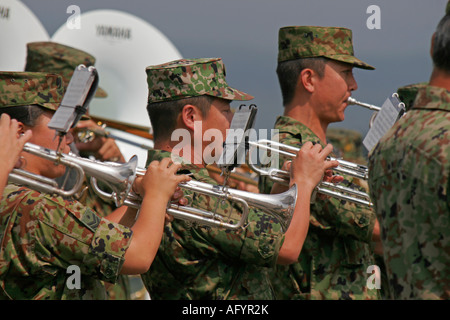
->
[0,104,46,127]
[276,57,327,106]
[432,13,450,72]
[147,95,215,142]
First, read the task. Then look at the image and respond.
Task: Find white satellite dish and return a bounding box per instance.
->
[52,9,183,167]
[52,9,182,129]
[0,0,49,71]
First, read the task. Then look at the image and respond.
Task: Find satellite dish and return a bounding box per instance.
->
[52,9,183,130]
[52,9,183,167]
[0,0,49,71]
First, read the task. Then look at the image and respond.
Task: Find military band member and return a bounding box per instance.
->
[24,40,133,299]
[368,7,450,300]
[259,26,382,300]
[0,71,190,299]
[140,57,339,300]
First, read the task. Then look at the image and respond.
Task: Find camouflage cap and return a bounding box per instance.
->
[25,41,107,98]
[0,71,64,111]
[278,26,375,70]
[146,58,254,103]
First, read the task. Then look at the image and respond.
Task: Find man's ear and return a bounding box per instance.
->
[180,104,203,131]
[299,68,316,93]
[17,122,26,138]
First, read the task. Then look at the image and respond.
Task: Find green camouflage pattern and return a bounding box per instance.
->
[368,85,450,299]
[0,184,133,300]
[25,41,107,97]
[146,58,254,103]
[259,116,380,300]
[326,127,367,165]
[278,26,375,70]
[140,149,284,300]
[446,0,450,15]
[0,71,63,111]
[397,82,428,112]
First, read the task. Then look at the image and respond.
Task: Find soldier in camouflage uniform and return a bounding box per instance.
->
[368,8,450,299]
[259,26,382,300]
[24,41,135,299]
[24,41,124,162]
[140,57,339,299]
[0,71,190,299]
[0,114,32,197]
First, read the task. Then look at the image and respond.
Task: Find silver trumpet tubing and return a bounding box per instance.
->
[95,167,298,231]
[347,97,381,112]
[347,97,380,128]
[12,143,297,231]
[9,142,138,206]
[247,139,373,207]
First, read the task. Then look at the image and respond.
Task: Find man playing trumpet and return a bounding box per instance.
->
[140,57,339,300]
[0,71,191,299]
[259,26,382,300]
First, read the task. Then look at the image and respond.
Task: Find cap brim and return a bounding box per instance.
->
[207,86,254,101]
[325,54,375,70]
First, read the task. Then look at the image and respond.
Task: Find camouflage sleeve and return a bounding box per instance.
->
[259,132,375,243]
[186,191,284,268]
[29,193,132,283]
[311,189,375,243]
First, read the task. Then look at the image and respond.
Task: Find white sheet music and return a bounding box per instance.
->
[363,94,405,152]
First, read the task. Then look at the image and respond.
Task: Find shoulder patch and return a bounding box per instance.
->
[80,207,102,232]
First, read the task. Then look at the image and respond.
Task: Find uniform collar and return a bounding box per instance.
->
[412,85,450,112]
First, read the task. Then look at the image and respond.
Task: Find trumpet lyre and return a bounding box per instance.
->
[247,139,373,207]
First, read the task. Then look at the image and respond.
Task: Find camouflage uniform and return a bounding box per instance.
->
[259,26,380,300]
[397,82,428,112]
[141,150,284,300]
[24,42,133,299]
[368,85,450,299]
[0,72,133,300]
[141,58,285,299]
[260,117,379,300]
[0,184,132,300]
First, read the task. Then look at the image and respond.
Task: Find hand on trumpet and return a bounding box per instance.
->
[271,142,340,195]
[132,158,191,223]
[289,142,340,189]
[73,120,125,163]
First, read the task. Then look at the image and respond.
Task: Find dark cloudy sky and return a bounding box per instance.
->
[6,0,449,137]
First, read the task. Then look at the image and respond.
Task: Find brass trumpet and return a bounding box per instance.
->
[9,143,297,231]
[247,139,373,207]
